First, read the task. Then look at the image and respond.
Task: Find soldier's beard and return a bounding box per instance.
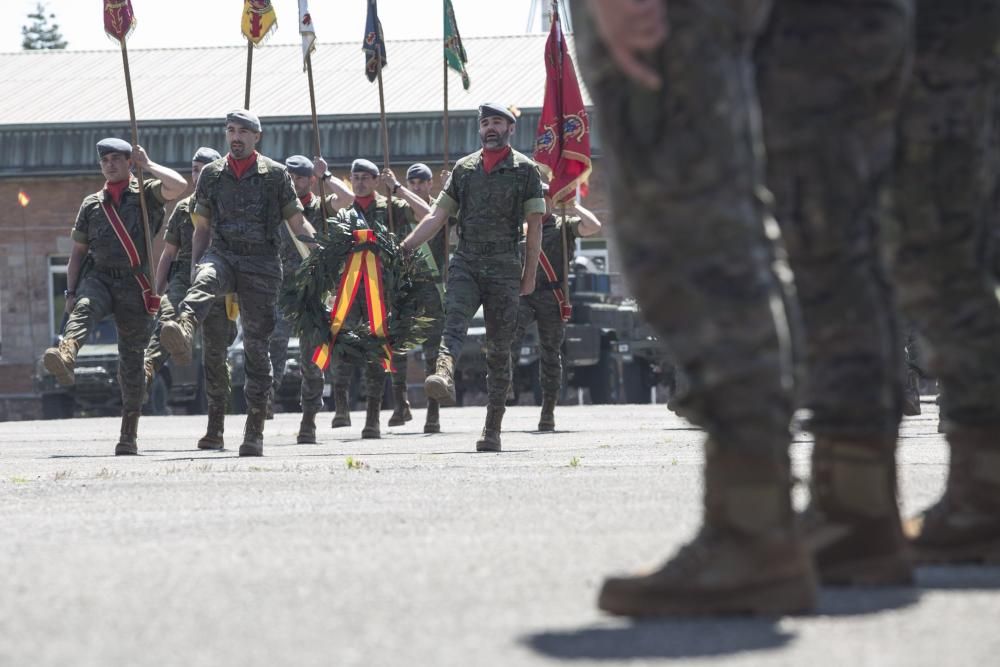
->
[230,142,250,158]
[481,129,511,150]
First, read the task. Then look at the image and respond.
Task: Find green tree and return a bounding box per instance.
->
[21,2,67,50]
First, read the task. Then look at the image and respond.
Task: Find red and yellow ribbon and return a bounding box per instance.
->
[312,229,394,372]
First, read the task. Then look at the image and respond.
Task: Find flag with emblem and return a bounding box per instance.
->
[299,0,316,71]
[103,0,136,42]
[534,5,591,204]
[242,0,277,46]
[444,0,470,90]
[363,0,387,83]
[17,190,30,208]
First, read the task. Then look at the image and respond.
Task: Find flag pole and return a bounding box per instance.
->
[441,56,450,283]
[376,58,395,236]
[306,53,330,219]
[552,1,570,305]
[244,41,253,108]
[119,39,156,295]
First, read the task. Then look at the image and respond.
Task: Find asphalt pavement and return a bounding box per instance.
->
[1,402,997,667]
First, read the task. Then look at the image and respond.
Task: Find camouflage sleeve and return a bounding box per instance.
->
[566,215,583,240]
[143,178,165,205]
[193,171,213,221]
[163,201,184,245]
[71,200,90,245]
[279,171,305,220]
[393,198,418,231]
[434,170,460,216]
[522,166,545,216]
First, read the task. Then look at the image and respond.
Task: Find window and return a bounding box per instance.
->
[47,256,68,342]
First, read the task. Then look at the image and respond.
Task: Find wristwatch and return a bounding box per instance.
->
[323,170,332,181]
[392,182,401,195]
[64,289,76,298]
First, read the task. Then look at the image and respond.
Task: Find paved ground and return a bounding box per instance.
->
[0,402,997,667]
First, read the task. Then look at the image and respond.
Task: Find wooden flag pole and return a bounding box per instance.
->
[244,41,253,109]
[306,53,330,219]
[119,39,156,293]
[553,2,570,305]
[441,57,450,283]
[376,58,395,236]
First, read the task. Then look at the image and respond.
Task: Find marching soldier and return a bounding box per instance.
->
[159,110,318,457]
[327,158,429,439]
[42,138,186,454]
[380,163,445,433]
[144,147,238,451]
[268,154,353,444]
[401,103,545,452]
[510,188,602,431]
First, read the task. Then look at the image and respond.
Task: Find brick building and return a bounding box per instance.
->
[0,34,613,420]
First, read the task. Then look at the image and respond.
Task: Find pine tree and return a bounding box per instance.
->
[21,2,67,50]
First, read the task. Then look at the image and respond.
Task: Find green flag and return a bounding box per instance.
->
[443,0,470,90]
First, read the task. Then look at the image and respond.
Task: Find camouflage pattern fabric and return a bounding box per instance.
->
[163,194,195,264]
[389,278,444,390]
[434,148,546,406]
[573,0,798,458]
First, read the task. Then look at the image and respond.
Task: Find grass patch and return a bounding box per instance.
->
[345,456,368,470]
[11,476,30,484]
[569,457,580,468]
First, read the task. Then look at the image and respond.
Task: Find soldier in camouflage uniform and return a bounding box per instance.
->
[326,158,426,440]
[401,103,546,452]
[381,163,443,433]
[510,189,602,431]
[575,0,1000,616]
[160,110,317,457]
[144,147,239,451]
[42,138,187,455]
[268,154,353,443]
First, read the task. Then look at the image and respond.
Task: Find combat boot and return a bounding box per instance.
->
[197,406,226,450]
[801,437,913,585]
[115,410,141,456]
[43,338,80,387]
[538,394,557,432]
[160,312,196,364]
[297,410,318,444]
[476,405,505,452]
[597,441,818,616]
[425,354,457,406]
[239,406,266,457]
[424,398,441,434]
[331,386,351,428]
[361,396,382,439]
[904,429,1000,564]
[387,386,412,426]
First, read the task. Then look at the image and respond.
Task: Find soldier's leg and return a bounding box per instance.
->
[476,260,521,452]
[427,254,483,405]
[234,270,278,455]
[197,296,234,450]
[892,0,1000,563]
[534,294,566,431]
[756,0,914,584]
[508,294,537,396]
[361,358,387,439]
[421,283,446,433]
[145,275,188,376]
[111,280,154,455]
[575,0,816,615]
[297,341,325,443]
[44,273,113,386]
[162,254,235,362]
[268,306,293,417]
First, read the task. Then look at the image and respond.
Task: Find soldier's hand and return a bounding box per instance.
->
[381,168,400,190]
[132,145,151,169]
[64,295,77,313]
[585,0,668,90]
[520,274,537,297]
[313,156,329,178]
[439,169,452,185]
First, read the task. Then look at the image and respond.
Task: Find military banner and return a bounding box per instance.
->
[534,6,592,204]
[242,0,277,46]
[299,0,316,71]
[363,0,387,83]
[444,0,470,90]
[103,0,136,42]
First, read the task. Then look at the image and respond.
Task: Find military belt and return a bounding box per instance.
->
[217,238,276,256]
[457,239,518,255]
[95,265,135,279]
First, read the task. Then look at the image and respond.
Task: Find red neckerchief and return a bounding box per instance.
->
[104,179,130,207]
[227,151,258,180]
[481,145,512,174]
[353,194,375,212]
[299,192,314,207]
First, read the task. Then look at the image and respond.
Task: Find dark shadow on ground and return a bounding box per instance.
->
[916,565,1000,590]
[815,586,920,616]
[49,454,124,459]
[524,618,793,660]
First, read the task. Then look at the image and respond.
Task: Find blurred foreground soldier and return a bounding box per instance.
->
[43,138,186,454]
[268,154,353,444]
[510,190,602,431]
[381,162,444,432]
[328,158,427,439]
[401,103,545,452]
[160,110,317,457]
[144,147,239,451]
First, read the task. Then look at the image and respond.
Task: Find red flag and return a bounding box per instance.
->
[103,0,136,42]
[534,7,591,205]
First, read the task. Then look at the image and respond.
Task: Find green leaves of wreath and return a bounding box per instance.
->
[281,220,438,367]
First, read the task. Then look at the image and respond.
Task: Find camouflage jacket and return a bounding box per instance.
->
[71,177,166,271]
[163,193,195,265]
[278,193,336,283]
[193,153,302,277]
[435,148,545,253]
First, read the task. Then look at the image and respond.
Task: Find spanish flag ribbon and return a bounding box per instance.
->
[312,229,394,372]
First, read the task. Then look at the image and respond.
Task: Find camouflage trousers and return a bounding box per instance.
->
[179,252,277,411]
[390,279,445,391]
[440,251,521,407]
[510,289,565,397]
[270,300,324,414]
[330,299,387,400]
[574,0,798,457]
[146,269,236,412]
[63,270,152,412]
